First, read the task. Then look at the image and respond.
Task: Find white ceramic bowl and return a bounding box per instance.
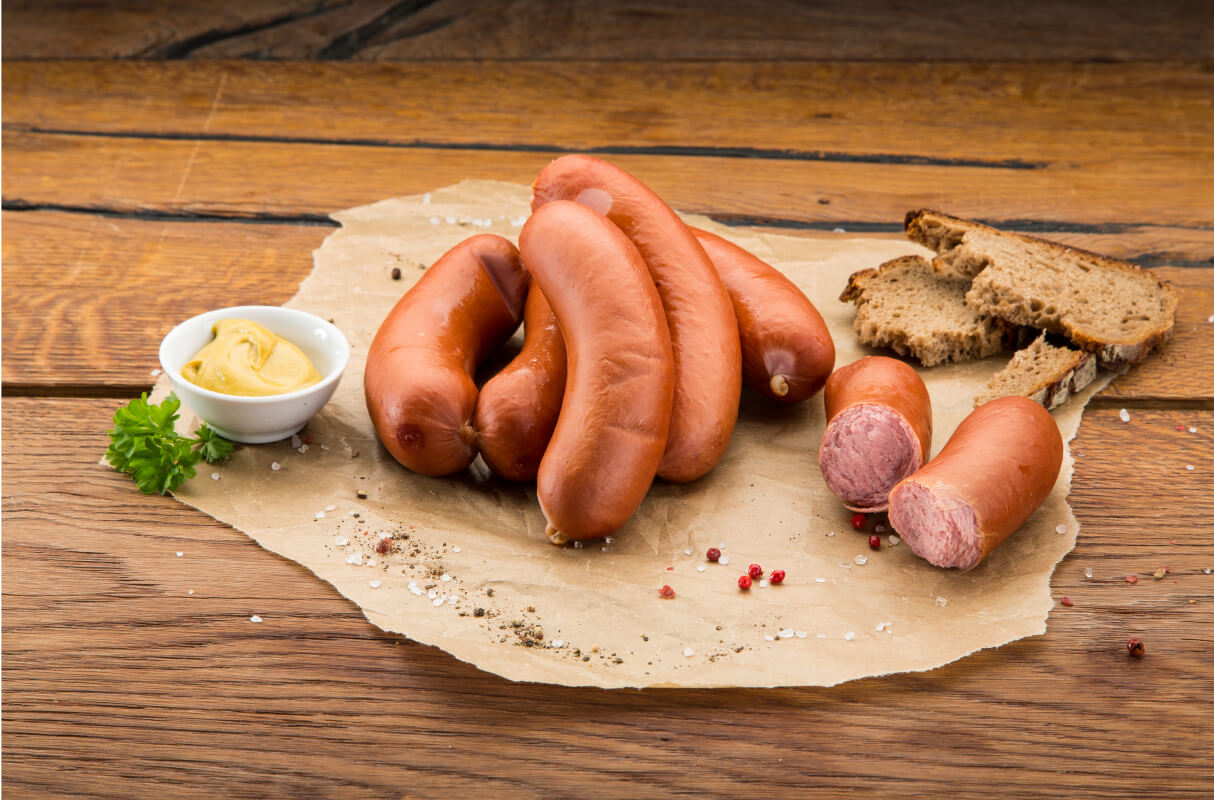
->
[159,305,350,443]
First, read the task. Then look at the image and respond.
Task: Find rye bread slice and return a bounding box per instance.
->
[974,333,1096,410]
[840,255,1012,367]
[904,209,1178,368]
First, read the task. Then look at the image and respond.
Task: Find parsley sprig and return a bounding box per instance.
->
[105,392,235,495]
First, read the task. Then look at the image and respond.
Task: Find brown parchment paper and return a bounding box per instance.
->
[158,180,1111,688]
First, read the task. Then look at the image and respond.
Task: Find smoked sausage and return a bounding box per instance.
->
[819,357,932,512]
[887,396,1063,569]
[531,154,741,483]
[364,234,528,476]
[518,201,674,543]
[691,227,835,403]
[474,286,567,481]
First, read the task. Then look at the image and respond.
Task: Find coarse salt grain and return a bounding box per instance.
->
[429,216,440,225]
[683,547,693,556]
[854,555,868,566]
[150,368,162,376]
[796,631,808,639]
[452,546,461,553]
[440,574,452,582]
[1186,464,1195,471]
[315,511,326,519]
[427,589,438,599]
[422,192,431,204]
[291,435,302,448]
[696,565,706,572]
[270,462,281,471]
[320,444,330,451]
[369,579,382,589]
[843,631,855,641]
[345,553,363,565]
[888,535,900,546]
[833,227,846,233]
[816,633,828,639]
[1204,568,1212,575]
[936,596,948,607]
[324,504,337,512]
[1056,524,1068,534]
[176,552,183,557]
[365,559,376,567]
[718,555,730,565]
[764,635,775,642]
[250,615,262,623]
[876,623,885,632]
[779,629,795,639]
[1119,408,1130,423]
[1084,567,1093,579]
[1209,314,1214,323]
[759,579,770,588]
[875,524,886,533]
[211,472,220,481]
[335,536,349,546]
[605,537,614,544]
[447,596,457,605]
[683,647,695,656]
[815,577,826,583]
[1189,427,1198,433]
[188,589,194,595]
[298,445,309,454]
[379,532,392,539]
[551,639,563,648]
[827,530,835,537]
[446,216,456,224]
[433,597,444,607]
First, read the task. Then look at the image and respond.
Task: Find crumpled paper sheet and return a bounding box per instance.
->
[162,180,1110,688]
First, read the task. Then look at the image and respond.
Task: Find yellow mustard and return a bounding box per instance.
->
[182,318,322,396]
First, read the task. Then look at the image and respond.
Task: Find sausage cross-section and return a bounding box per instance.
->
[818,356,932,512]
[519,201,674,543]
[364,234,528,476]
[691,227,835,403]
[887,396,1063,569]
[531,154,741,483]
[474,286,567,481]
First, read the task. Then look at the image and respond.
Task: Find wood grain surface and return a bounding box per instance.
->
[3,52,1213,799]
[4,0,1213,61]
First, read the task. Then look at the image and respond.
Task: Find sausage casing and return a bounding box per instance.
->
[887,396,1063,569]
[364,234,528,476]
[531,154,741,483]
[518,200,674,542]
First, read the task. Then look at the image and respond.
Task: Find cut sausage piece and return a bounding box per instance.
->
[518,200,675,542]
[819,356,932,512]
[531,154,741,483]
[691,227,835,403]
[888,396,1063,569]
[474,286,567,481]
[364,234,528,476]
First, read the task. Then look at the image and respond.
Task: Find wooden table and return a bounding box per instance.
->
[4,4,1213,797]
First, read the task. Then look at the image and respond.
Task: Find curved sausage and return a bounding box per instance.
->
[690,227,835,403]
[531,154,741,483]
[518,200,674,543]
[474,286,567,481]
[819,357,932,512]
[887,396,1063,569]
[364,234,528,476]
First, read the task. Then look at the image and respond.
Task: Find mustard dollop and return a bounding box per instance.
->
[182,318,322,396]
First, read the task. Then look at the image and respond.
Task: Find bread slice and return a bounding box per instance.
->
[840,255,1013,367]
[974,333,1096,410]
[905,209,1178,368]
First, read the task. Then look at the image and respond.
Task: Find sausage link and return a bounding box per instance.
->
[691,227,835,403]
[887,396,1063,569]
[364,234,528,476]
[474,286,567,481]
[531,154,741,483]
[819,357,932,512]
[519,201,674,542]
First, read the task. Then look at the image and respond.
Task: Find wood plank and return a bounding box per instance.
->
[3,1,1212,61]
[4,397,1212,798]
[7,129,1214,233]
[4,210,1211,398]
[4,62,1212,188]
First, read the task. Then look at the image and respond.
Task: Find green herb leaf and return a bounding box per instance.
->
[105,392,235,495]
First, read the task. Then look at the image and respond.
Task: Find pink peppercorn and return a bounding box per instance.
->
[850,513,867,531]
[737,575,752,590]
[748,564,763,579]
[868,535,881,550]
[706,547,721,562]
[770,569,786,584]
